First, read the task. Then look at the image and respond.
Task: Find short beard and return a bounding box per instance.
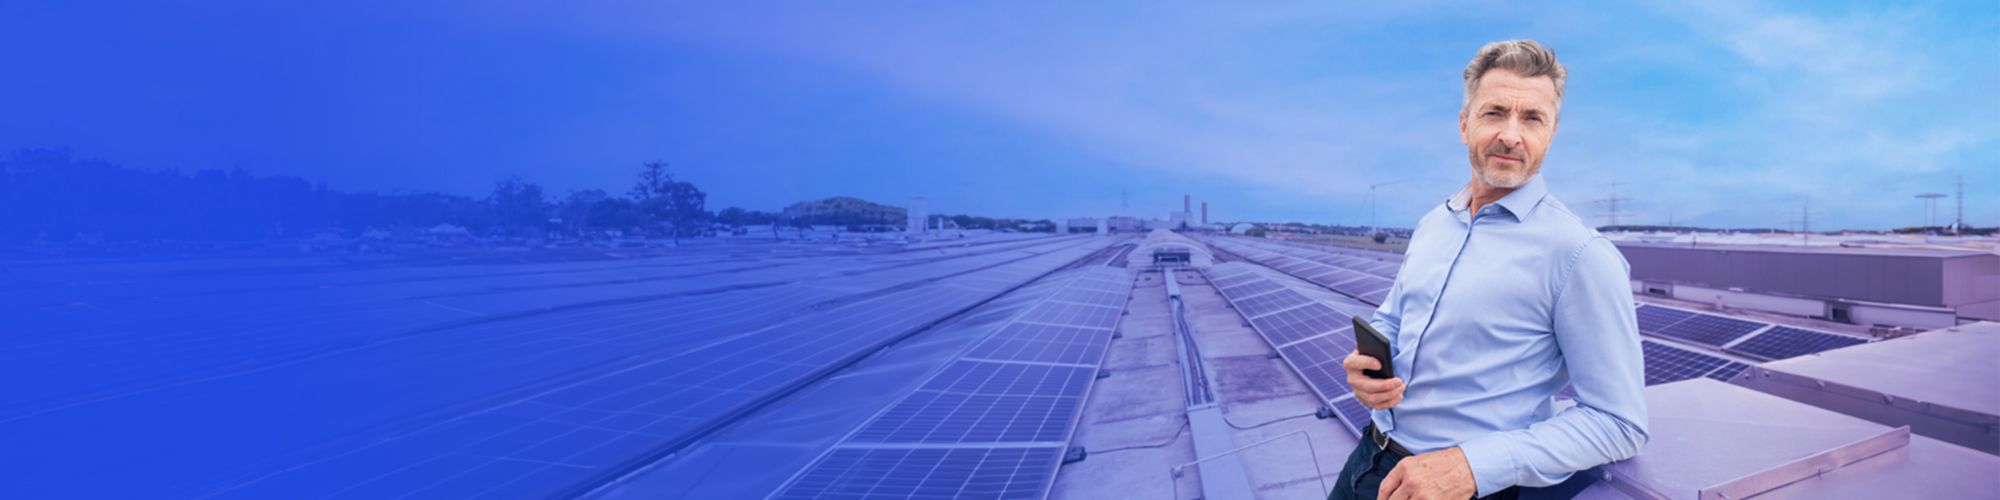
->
[1469,144,1538,189]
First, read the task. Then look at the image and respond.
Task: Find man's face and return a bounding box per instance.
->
[1460,69,1560,189]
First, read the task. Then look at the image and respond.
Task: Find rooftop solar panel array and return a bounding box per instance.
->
[771,447,1060,500]
[1635,304,1871,362]
[1201,236,1397,306]
[1208,237,1889,434]
[769,266,1135,500]
[177,237,1120,499]
[1206,262,1368,439]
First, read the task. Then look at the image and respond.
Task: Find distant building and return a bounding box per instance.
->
[1618,242,1999,329]
[1229,223,1257,234]
[907,197,929,234]
[428,224,472,246]
[1107,216,1141,233]
[1168,211,1189,230]
[1066,217,1100,233]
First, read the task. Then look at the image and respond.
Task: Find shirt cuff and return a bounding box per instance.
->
[1456,433,1519,497]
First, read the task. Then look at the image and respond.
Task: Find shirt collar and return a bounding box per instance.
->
[1445,173,1549,222]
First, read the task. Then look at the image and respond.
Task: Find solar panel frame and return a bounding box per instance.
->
[1706,362,1751,382]
[1635,305,1698,333]
[1219,279,1285,298]
[1641,340,1733,385]
[1020,301,1122,330]
[1208,273,1260,289]
[1330,395,1371,438]
[770,446,1063,499]
[1726,326,1869,362]
[1047,287,1127,308]
[1651,314,1766,347]
[848,391,1081,444]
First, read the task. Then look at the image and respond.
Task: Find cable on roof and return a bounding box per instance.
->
[1223,411,1317,431]
[1082,418,1190,458]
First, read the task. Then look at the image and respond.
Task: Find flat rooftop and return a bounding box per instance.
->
[10,231,1995,499]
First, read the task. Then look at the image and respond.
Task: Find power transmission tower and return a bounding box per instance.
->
[1785,201,1823,246]
[1368,180,1402,237]
[1591,180,1632,229]
[1955,173,1966,235]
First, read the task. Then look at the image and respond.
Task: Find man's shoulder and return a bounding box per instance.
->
[1530,195,1612,248]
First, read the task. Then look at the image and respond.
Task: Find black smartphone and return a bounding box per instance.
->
[1352,316,1395,379]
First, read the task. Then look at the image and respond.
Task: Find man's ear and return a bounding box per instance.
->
[1458,110,1470,145]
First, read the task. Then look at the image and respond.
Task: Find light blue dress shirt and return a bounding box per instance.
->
[1368,173,1648,496]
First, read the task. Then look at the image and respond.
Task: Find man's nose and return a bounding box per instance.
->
[1497,119,1525,149]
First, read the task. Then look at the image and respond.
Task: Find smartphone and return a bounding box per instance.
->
[1352,316,1395,379]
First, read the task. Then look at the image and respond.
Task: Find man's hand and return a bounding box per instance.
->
[1379,447,1477,500]
[1344,351,1405,410]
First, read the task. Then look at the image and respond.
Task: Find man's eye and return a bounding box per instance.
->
[1526,116,1543,123]
[1483,111,1500,117]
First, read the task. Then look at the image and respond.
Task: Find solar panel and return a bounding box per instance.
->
[1232,289,1314,318]
[1330,395,1372,437]
[1219,279,1284,298]
[1641,340,1733,385]
[1066,276,1132,293]
[1300,268,1345,283]
[1278,333,1356,399]
[1048,287,1126,307]
[1727,326,1869,361]
[1328,275,1378,290]
[772,446,1061,499]
[1248,304,1348,345]
[1021,301,1122,330]
[1635,305,1697,333]
[1330,277,1390,299]
[1651,314,1765,347]
[1706,362,1751,382]
[964,323,1107,366]
[921,360,1095,397]
[1208,273,1259,289]
[769,268,1133,500]
[1276,259,1318,274]
[849,391,1080,444]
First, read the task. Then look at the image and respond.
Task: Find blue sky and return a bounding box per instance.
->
[2,1,1994,229]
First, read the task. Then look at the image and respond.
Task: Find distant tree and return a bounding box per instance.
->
[559,189,608,235]
[628,160,711,245]
[656,180,710,244]
[586,198,645,230]
[631,160,673,202]
[716,207,777,226]
[488,176,548,235]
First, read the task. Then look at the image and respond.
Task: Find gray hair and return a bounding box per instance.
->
[1462,39,1567,114]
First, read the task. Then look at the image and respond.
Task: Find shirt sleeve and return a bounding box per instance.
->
[1456,236,1650,496]
[1368,272,1404,343]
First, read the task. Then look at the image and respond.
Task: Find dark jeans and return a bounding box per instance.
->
[1327,426,1596,500]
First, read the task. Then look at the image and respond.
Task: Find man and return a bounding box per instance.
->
[1328,40,1649,500]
